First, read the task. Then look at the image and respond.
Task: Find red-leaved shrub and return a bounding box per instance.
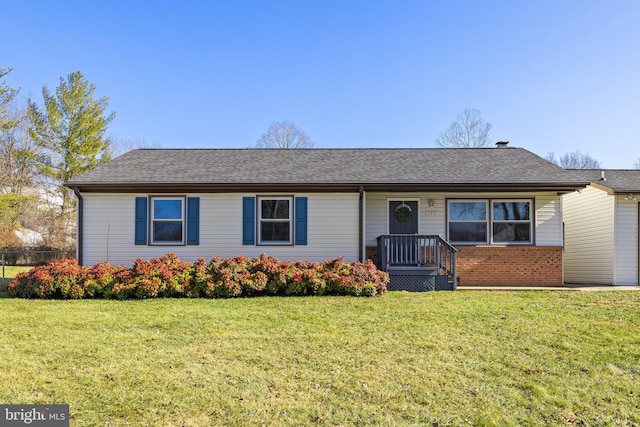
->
[112,253,192,299]
[8,253,388,299]
[8,258,89,299]
[84,262,128,298]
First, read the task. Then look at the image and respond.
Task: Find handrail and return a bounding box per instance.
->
[376,235,457,287]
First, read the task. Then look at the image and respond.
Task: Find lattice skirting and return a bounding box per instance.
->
[387,269,436,292]
[387,269,455,292]
[435,275,456,291]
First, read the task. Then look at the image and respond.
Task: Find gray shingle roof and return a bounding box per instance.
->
[567,169,640,193]
[66,147,588,191]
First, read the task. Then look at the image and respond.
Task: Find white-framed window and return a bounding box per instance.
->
[151,196,185,245]
[258,197,292,245]
[447,199,532,244]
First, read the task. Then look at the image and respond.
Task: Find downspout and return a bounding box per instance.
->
[359,185,364,262]
[72,187,83,265]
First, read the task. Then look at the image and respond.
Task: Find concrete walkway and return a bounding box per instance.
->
[457,285,640,291]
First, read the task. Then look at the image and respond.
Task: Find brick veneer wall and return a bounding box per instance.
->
[456,246,562,286]
[366,245,563,287]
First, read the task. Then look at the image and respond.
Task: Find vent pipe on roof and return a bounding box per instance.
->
[495,141,509,148]
[600,171,606,181]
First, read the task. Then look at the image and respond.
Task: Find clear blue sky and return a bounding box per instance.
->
[3,1,639,167]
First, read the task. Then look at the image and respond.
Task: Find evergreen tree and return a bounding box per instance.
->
[28,71,115,218]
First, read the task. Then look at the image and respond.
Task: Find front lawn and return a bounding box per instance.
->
[0,292,638,426]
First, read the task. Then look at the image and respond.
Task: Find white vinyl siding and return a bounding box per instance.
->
[365,193,446,246]
[82,193,359,266]
[365,192,562,247]
[535,195,563,246]
[613,197,638,285]
[562,187,614,284]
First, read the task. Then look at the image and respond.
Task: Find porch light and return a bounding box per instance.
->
[428,199,435,208]
[624,194,637,201]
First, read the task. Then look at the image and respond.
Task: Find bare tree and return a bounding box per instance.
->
[256,120,314,149]
[0,67,20,133]
[0,68,31,193]
[545,151,602,169]
[0,106,42,194]
[109,136,158,157]
[435,108,492,148]
[633,158,640,170]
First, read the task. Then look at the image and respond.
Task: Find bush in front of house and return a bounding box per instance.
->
[8,258,90,299]
[8,258,127,299]
[111,253,193,299]
[7,253,388,299]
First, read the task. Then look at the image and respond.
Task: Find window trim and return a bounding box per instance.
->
[150,196,186,245]
[257,196,294,246]
[491,199,533,244]
[447,199,489,245]
[447,198,534,245]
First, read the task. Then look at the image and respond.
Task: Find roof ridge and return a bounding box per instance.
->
[134,147,523,151]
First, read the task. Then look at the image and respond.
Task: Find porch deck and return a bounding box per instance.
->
[377,234,458,291]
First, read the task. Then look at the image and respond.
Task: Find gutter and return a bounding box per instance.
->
[68,181,591,194]
[72,187,83,265]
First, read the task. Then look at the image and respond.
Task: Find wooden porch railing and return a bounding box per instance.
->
[376,234,457,286]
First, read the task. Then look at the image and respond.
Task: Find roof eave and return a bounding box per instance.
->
[66,181,590,194]
[611,189,640,195]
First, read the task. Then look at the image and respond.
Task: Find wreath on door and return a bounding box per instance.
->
[394,202,413,223]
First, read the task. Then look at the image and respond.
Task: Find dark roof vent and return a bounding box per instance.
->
[495,141,509,148]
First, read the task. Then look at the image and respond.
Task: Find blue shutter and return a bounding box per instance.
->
[294,197,308,245]
[135,197,148,245]
[242,197,255,245]
[186,197,200,245]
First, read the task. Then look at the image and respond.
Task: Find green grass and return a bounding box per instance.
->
[0,292,639,426]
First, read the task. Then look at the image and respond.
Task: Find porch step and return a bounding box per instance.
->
[386,267,455,292]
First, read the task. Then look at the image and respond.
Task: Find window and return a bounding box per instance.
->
[447,199,532,244]
[258,197,292,244]
[151,197,184,244]
[492,201,531,243]
[135,196,199,246]
[448,201,488,243]
[243,196,307,246]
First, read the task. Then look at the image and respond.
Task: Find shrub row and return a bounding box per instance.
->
[8,253,388,299]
